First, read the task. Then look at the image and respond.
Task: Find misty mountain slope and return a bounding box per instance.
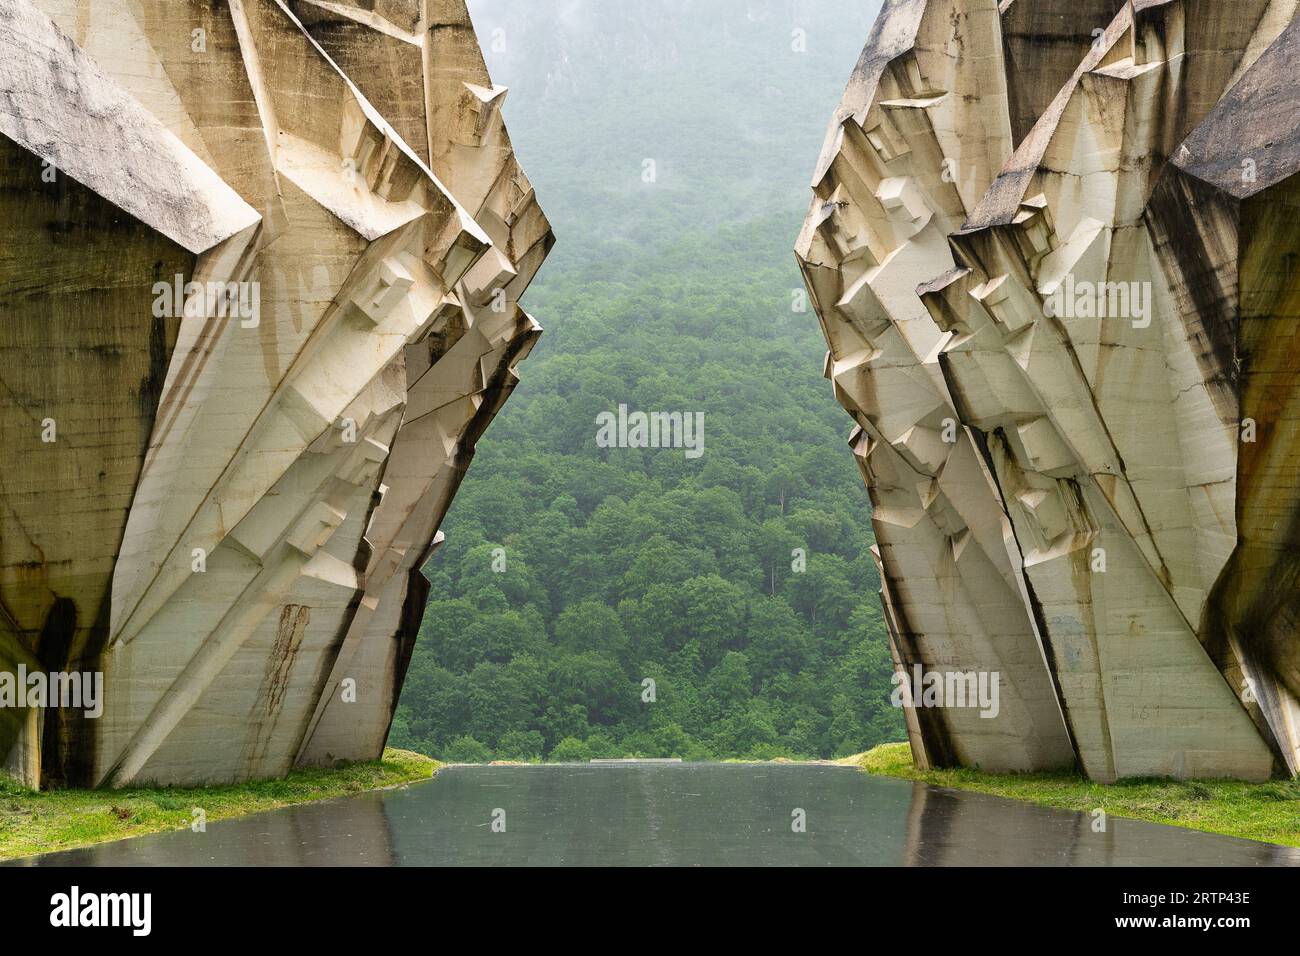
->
[390,0,902,762]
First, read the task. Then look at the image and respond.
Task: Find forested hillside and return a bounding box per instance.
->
[389,0,904,762]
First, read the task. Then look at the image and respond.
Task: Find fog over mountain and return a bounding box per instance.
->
[391,0,897,763]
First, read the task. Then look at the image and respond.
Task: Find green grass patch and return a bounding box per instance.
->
[848,742,1300,848]
[0,748,440,862]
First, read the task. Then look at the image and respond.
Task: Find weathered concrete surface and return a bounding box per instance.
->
[0,0,550,787]
[799,0,1300,781]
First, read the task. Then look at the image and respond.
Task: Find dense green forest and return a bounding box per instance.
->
[389,0,904,762]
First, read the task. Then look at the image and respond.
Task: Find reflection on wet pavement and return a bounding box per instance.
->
[13,764,1299,866]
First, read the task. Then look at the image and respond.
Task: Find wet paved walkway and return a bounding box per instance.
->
[13,763,1299,866]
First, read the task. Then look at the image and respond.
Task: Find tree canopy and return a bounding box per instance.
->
[389,0,904,762]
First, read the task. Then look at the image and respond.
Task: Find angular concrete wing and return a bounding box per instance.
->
[798,0,1300,781]
[0,0,551,787]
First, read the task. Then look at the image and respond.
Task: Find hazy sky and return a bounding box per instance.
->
[460,0,883,258]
